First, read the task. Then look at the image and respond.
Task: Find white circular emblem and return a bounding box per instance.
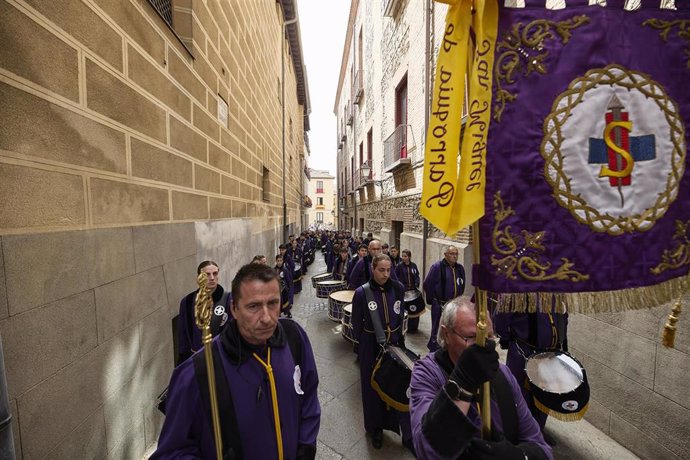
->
[214,305,225,316]
[562,400,579,411]
[409,305,417,312]
[406,386,411,399]
[220,313,228,327]
[293,365,304,395]
[393,300,401,315]
[368,301,378,311]
[543,65,685,235]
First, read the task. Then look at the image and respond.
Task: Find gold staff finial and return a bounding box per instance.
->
[662,299,682,348]
[195,271,223,459]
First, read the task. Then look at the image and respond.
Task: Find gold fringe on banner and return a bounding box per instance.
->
[495,273,690,314]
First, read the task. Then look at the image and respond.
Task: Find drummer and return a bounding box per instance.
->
[389,246,401,266]
[346,244,368,284]
[351,254,413,452]
[348,240,399,290]
[332,246,350,281]
[409,296,552,460]
[494,299,569,436]
[395,249,420,291]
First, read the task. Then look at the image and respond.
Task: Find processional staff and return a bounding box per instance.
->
[195,271,223,459]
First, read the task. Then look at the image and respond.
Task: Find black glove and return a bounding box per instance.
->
[450,340,499,393]
[463,437,526,460]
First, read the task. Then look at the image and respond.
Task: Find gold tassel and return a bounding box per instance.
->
[495,273,690,314]
[533,398,589,422]
[662,299,682,348]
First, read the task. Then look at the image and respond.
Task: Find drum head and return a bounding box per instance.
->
[343,304,353,313]
[404,290,420,302]
[330,289,355,303]
[318,280,344,286]
[525,352,583,393]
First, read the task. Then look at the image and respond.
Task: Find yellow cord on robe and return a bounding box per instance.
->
[420,0,499,234]
[253,348,284,460]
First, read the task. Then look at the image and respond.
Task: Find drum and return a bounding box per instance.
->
[341,304,358,343]
[403,289,426,333]
[293,263,302,293]
[328,289,355,321]
[311,272,333,288]
[525,351,590,422]
[371,345,420,412]
[316,280,346,299]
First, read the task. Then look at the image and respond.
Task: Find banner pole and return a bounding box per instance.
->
[472,221,491,439]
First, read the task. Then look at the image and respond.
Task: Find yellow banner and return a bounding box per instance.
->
[421,0,498,235]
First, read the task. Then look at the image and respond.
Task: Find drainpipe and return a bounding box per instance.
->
[282,15,298,243]
[0,333,15,460]
[422,0,432,277]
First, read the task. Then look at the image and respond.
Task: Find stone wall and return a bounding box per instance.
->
[0,0,307,457]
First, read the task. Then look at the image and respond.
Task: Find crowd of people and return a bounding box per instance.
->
[152,229,561,460]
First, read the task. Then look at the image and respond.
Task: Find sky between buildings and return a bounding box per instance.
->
[298,0,351,177]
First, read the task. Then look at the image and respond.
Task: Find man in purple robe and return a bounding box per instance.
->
[423,246,465,351]
[345,244,368,284]
[177,260,232,364]
[153,263,321,460]
[409,296,552,460]
[348,240,398,289]
[332,246,350,281]
[275,254,294,318]
[494,307,568,434]
[395,249,424,333]
[351,254,413,452]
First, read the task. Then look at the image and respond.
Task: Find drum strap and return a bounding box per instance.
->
[194,320,304,460]
[363,282,387,345]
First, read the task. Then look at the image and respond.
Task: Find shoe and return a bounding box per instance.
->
[371,430,383,449]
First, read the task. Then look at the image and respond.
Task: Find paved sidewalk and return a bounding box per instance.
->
[294,254,639,460]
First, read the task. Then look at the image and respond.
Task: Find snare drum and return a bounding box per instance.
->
[403,289,425,333]
[341,304,358,343]
[525,351,589,422]
[316,280,346,299]
[328,289,355,321]
[311,272,333,288]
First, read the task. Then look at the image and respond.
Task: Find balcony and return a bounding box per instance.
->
[353,70,363,105]
[383,124,413,173]
[346,102,353,126]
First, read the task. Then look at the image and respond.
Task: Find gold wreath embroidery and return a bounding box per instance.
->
[490,192,589,282]
[541,64,686,236]
[642,19,690,69]
[651,220,690,275]
[493,15,590,123]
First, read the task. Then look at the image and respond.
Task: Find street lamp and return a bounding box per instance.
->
[359,161,384,187]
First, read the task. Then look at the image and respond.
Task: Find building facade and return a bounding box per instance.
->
[305,168,336,229]
[0,0,309,457]
[333,2,690,459]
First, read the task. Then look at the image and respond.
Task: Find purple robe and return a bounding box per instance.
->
[409,353,552,460]
[423,260,465,351]
[395,262,421,291]
[351,279,411,440]
[153,320,321,459]
[494,311,568,429]
[177,285,232,363]
[348,256,399,290]
[276,264,294,313]
[332,256,350,281]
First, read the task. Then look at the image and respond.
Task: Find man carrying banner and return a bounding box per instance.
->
[409,296,552,460]
[423,246,466,351]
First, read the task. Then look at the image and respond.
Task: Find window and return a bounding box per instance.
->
[317,180,324,193]
[262,166,270,202]
[316,212,324,223]
[148,0,172,26]
[317,197,324,206]
[395,75,408,158]
[367,128,373,169]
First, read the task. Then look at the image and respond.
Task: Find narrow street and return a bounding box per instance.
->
[293,254,640,460]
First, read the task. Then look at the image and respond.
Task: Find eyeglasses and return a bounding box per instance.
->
[446,326,495,344]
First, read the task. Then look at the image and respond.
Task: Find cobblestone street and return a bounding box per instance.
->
[294,253,639,460]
